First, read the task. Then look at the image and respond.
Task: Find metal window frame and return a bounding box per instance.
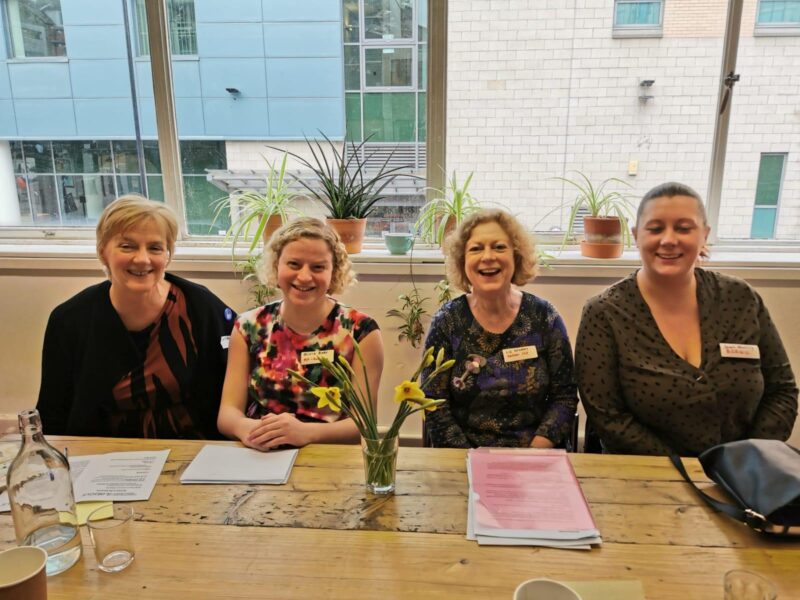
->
[754,0,800,35]
[612,0,664,38]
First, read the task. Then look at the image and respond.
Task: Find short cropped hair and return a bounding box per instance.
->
[96,195,178,262]
[445,209,538,292]
[636,182,707,227]
[260,217,355,295]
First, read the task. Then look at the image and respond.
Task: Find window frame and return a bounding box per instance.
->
[754,0,800,36]
[749,152,787,239]
[612,0,664,39]
[133,0,198,58]
[2,0,67,59]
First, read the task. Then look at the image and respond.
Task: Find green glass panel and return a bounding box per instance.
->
[53,141,113,174]
[22,142,53,173]
[180,140,226,175]
[344,45,360,91]
[615,1,661,26]
[342,0,359,43]
[750,207,777,239]
[345,93,362,142]
[113,140,162,174]
[754,154,784,206]
[363,92,414,142]
[364,0,413,40]
[418,43,427,90]
[417,92,426,142]
[418,0,428,41]
[10,141,24,172]
[758,0,800,24]
[147,176,165,201]
[184,176,229,235]
[365,47,413,87]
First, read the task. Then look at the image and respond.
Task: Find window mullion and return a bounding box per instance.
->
[705,0,744,246]
[144,0,187,238]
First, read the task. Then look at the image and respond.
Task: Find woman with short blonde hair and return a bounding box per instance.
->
[37,195,236,439]
[218,217,384,450]
[422,209,577,448]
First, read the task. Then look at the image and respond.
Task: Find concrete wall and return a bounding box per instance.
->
[1,260,798,447]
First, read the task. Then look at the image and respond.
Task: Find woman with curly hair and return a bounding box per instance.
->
[422,209,577,448]
[218,218,384,450]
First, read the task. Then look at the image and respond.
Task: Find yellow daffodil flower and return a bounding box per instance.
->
[394,380,425,404]
[311,386,342,412]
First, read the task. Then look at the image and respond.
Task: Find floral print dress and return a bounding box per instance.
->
[422,292,578,448]
[235,300,378,423]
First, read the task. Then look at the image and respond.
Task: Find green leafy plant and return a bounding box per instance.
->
[554,171,636,246]
[416,171,480,244]
[386,290,429,348]
[234,253,277,307]
[211,153,300,254]
[435,278,453,306]
[275,133,414,219]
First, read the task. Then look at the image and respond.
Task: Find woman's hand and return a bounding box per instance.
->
[245,413,315,450]
[530,435,555,449]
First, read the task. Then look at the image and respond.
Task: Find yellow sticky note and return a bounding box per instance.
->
[76,501,113,525]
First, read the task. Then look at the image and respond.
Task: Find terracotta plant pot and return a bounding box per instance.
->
[261,214,284,245]
[581,216,623,259]
[327,218,367,254]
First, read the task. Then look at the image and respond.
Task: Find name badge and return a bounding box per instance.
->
[220,336,230,349]
[502,346,538,363]
[301,350,335,365]
[720,343,760,360]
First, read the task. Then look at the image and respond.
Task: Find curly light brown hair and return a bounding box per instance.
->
[96,195,178,263]
[445,209,538,292]
[260,217,355,294]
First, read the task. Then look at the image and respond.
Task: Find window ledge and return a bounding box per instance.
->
[2,244,800,281]
[611,27,663,39]
[754,25,800,37]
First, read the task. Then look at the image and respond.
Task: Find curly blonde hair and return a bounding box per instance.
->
[445,209,538,292]
[260,217,355,295]
[96,195,178,263]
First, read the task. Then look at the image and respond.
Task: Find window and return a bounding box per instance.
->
[750,154,786,239]
[135,0,197,56]
[4,0,66,58]
[756,0,800,34]
[613,0,663,37]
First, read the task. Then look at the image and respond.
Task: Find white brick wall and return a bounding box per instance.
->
[446,0,799,240]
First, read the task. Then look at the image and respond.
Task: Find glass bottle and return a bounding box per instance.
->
[6,409,82,575]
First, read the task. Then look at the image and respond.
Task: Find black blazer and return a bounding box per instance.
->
[36,273,236,439]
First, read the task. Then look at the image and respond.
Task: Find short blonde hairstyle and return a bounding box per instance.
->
[445,209,538,292]
[96,195,178,263]
[260,217,355,295]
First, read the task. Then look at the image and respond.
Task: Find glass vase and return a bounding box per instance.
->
[360,434,399,495]
[6,409,82,576]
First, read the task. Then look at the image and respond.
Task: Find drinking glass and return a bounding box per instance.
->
[724,570,777,600]
[86,505,136,573]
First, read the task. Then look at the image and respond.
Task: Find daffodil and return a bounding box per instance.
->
[311,386,342,412]
[394,380,425,404]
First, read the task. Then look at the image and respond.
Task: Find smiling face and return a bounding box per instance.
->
[276,237,334,309]
[101,219,170,295]
[464,221,516,296]
[633,194,710,281]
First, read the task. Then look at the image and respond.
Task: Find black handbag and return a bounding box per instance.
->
[670,439,800,536]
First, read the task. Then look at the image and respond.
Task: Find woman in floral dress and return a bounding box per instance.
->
[218,218,384,450]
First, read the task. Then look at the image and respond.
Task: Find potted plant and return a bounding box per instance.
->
[212,153,299,255]
[276,133,413,254]
[416,171,480,246]
[556,172,635,259]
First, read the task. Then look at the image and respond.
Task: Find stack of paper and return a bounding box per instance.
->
[467,448,602,549]
[180,445,298,484]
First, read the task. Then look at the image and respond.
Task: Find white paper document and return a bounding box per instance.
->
[180,444,298,484]
[0,449,170,511]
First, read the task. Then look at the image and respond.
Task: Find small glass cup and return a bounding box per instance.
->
[724,569,777,600]
[86,505,136,573]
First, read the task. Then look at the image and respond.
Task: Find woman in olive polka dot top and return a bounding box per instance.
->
[576,182,797,456]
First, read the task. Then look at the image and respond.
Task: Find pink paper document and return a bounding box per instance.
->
[469,448,599,540]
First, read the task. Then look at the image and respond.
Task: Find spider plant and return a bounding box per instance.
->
[386,289,429,349]
[416,171,480,245]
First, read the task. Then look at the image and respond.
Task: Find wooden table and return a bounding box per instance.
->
[1,437,797,599]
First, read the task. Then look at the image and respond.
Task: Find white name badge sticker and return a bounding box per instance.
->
[502,346,538,363]
[720,343,760,360]
[300,350,335,365]
[220,335,230,349]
